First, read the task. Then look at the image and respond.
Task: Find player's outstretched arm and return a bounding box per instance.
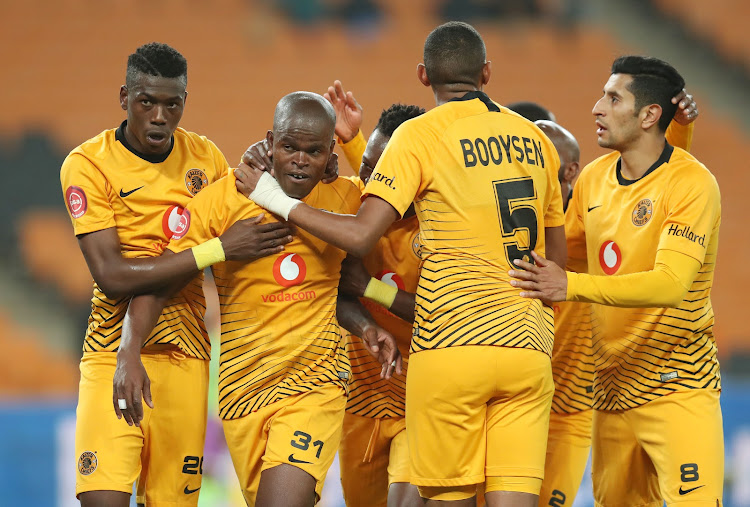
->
[337,293,402,379]
[339,255,416,323]
[235,164,397,257]
[77,215,292,299]
[323,80,363,143]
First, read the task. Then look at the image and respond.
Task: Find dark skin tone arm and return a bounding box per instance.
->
[336,293,402,379]
[78,214,292,299]
[544,225,567,270]
[339,255,416,323]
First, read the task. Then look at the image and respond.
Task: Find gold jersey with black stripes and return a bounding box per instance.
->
[60,122,229,359]
[346,213,421,419]
[364,91,564,355]
[168,173,362,420]
[568,143,721,411]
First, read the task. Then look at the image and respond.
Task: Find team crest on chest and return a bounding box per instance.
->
[632,198,653,227]
[185,168,208,196]
[411,232,422,258]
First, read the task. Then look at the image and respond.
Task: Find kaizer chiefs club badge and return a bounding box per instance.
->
[632,198,653,227]
[78,451,97,475]
[185,169,209,196]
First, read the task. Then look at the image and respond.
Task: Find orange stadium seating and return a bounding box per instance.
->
[0,0,747,355]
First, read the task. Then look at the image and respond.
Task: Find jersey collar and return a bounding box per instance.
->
[616,141,674,186]
[448,91,501,112]
[115,120,175,164]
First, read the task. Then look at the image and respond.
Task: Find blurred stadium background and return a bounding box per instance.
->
[0,0,748,505]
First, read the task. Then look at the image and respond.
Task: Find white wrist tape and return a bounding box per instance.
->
[248,172,301,221]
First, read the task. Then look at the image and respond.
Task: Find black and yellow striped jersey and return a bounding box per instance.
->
[364,91,564,356]
[168,173,362,419]
[568,143,721,410]
[60,122,229,359]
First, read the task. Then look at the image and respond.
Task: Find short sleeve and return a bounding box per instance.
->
[209,140,230,180]
[363,123,428,217]
[167,178,229,253]
[564,179,588,273]
[657,165,720,263]
[543,143,564,228]
[60,153,116,236]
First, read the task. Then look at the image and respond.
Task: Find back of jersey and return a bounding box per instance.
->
[364,91,564,355]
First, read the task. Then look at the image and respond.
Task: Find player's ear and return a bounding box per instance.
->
[564,161,580,183]
[417,64,430,87]
[641,104,662,131]
[120,85,128,111]
[266,130,274,147]
[329,139,336,152]
[481,61,492,86]
[183,90,188,106]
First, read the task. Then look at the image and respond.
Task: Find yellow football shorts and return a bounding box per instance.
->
[75,350,209,506]
[539,409,592,507]
[221,383,346,505]
[339,412,409,507]
[406,346,553,500]
[592,389,723,507]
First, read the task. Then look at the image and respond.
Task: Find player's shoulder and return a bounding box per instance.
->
[174,127,222,153]
[668,146,719,192]
[579,151,620,180]
[317,177,362,211]
[64,128,118,164]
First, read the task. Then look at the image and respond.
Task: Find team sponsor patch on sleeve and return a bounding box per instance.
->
[65,186,88,219]
[162,205,191,240]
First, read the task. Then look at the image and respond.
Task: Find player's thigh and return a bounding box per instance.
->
[139,354,209,506]
[539,410,592,507]
[221,405,271,505]
[339,412,390,507]
[406,346,495,492]
[256,463,318,507]
[76,353,143,498]
[633,389,723,506]
[263,383,347,502]
[591,409,660,507]
[485,347,553,496]
[387,419,421,507]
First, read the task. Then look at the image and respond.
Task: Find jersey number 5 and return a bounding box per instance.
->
[494,177,539,265]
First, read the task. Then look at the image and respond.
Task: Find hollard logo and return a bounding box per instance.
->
[376,270,405,290]
[370,171,396,190]
[598,240,622,275]
[272,253,307,287]
[162,205,191,240]
[667,224,706,247]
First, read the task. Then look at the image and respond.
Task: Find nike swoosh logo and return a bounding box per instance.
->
[679,485,705,495]
[184,485,201,494]
[288,453,312,464]
[119,186,144,198]
[587,205,603,212]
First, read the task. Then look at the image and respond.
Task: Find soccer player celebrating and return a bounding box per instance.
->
[509,56,722,506]
[236,22,566,507]
[60,43,291,506]
[118,92,400,506]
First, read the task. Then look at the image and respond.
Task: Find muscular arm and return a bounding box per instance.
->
[336,292,379,338]
[544,225,567,269]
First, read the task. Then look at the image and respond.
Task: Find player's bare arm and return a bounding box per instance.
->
[323,79,363,142]
[339,255,416,323]
[234,163,398,257]
[544,225,567,270]
[336,293,402,379]
[77,215,292,299]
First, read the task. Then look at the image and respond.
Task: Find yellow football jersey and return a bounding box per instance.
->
[364,92,564,355]
[168,173,362,419]
[568,143,721,410]
[60,122,229,359]
[346,214,421,419]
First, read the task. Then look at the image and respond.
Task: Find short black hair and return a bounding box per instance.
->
[374,104,426,138]
[423,21,486,87]
[506,101,555,122]
[611,55,685,132]
[126,42,188,88]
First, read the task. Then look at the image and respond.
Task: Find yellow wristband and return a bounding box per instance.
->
[363,277,398,309]
[191,238,226,270]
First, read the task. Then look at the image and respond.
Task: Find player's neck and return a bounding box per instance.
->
[619,136,667,181]
[432,84,483,106]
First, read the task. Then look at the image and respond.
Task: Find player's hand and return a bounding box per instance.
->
[234,162,263,198]
[671,88,699,125]
[321,152,339,184]
[113,350,152,427]
[508,251,567,303]
[323,80,363,143]
[360,324,403,380]
[339,255,371,298]
[241,138,274,175]
[219,213,293,261]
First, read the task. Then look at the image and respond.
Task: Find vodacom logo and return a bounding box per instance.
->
[598,240,622,275]
[162,205,191,240]
[376,270,405,290]
[273,253,307,287]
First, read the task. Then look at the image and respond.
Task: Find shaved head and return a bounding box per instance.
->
[536,120,579,169]
[273,91,336,141]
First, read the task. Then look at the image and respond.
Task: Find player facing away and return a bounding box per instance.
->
[118,92,401,507]
[510,56,723,506]
[235,22,567,507]
[60,43,291,506]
